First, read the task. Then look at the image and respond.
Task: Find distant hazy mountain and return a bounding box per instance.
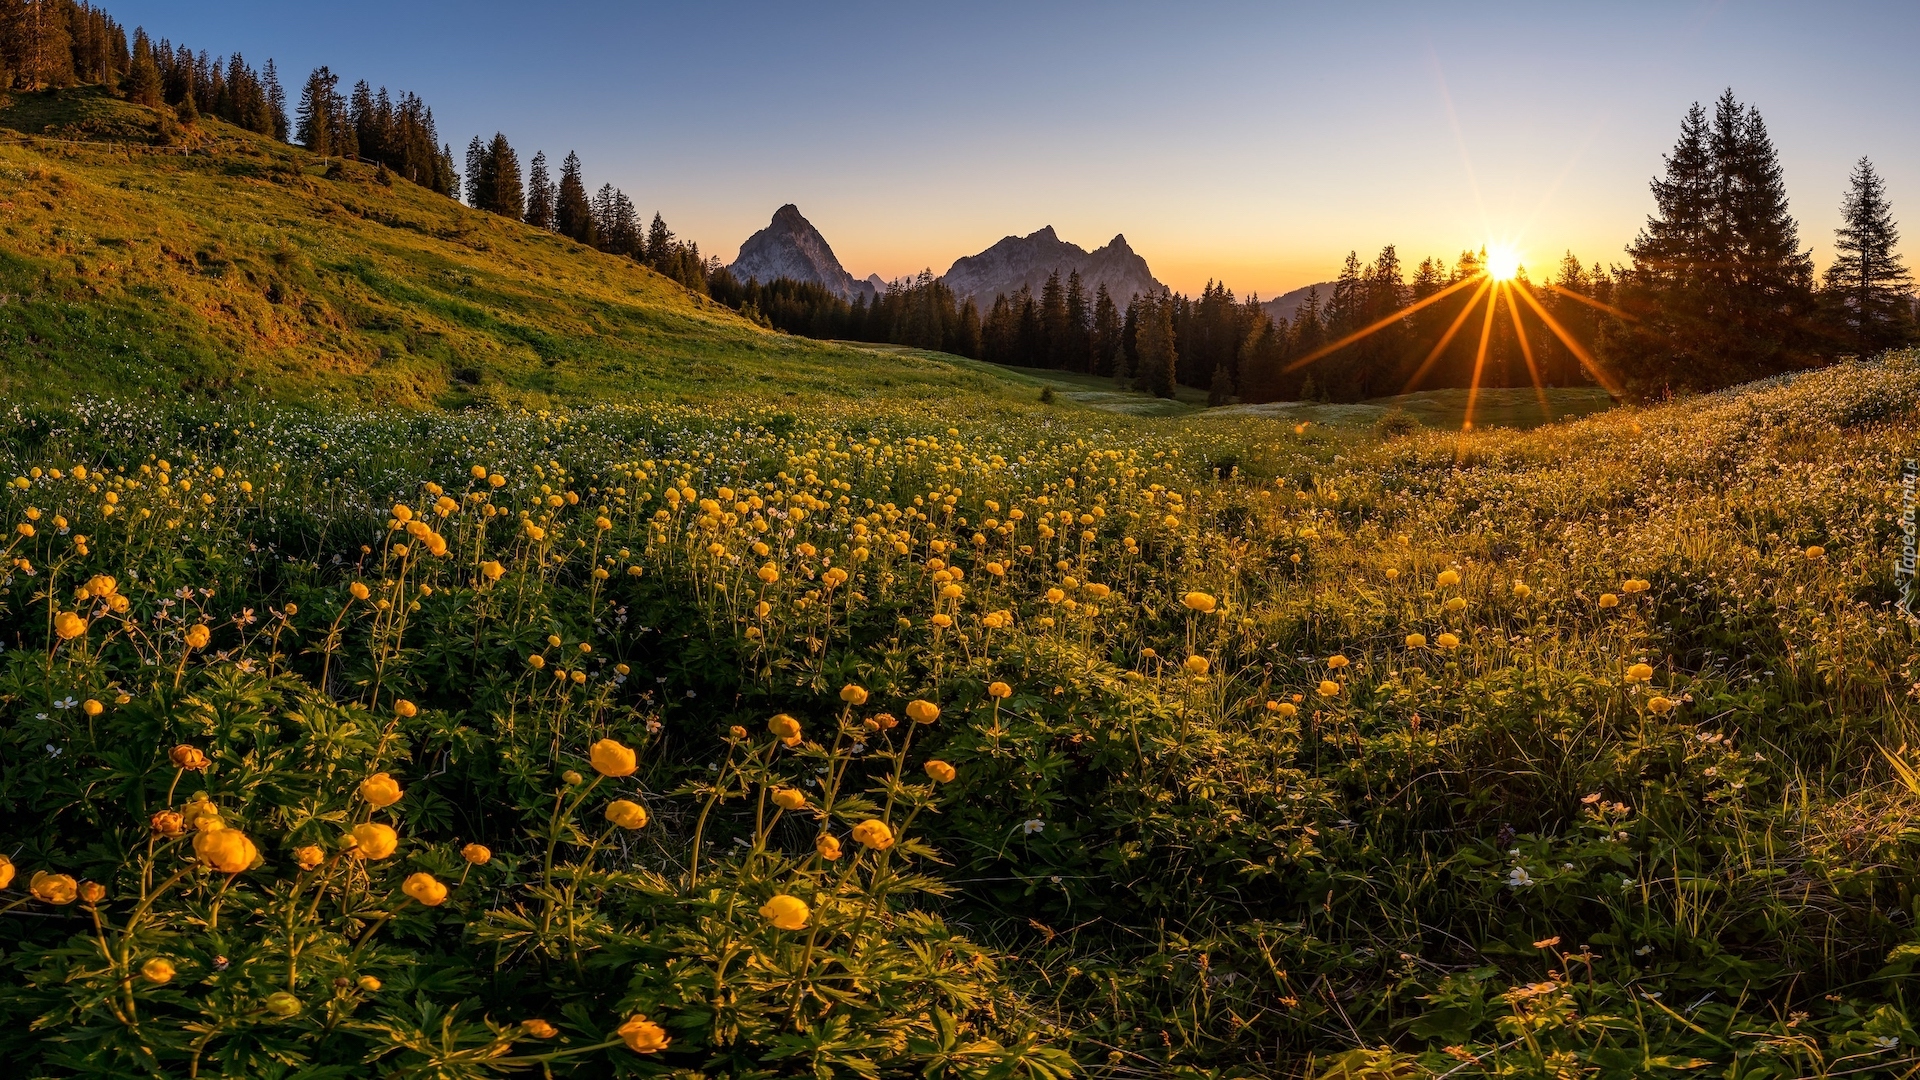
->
[1261,281,1335,324]
[727,204,878,302]
[941,226,1163,305]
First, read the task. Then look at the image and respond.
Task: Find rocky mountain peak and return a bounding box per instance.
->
[727,205,878,303]
[941,227,1163,306]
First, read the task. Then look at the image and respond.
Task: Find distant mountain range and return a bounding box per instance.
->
[939,226,1164,306]
[728,207,1167,310]
[727,204,883,303]
[1261,282,1335,324]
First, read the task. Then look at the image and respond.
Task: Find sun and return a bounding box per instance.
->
[1484,244,1522,281]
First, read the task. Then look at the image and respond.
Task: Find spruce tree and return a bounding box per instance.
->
[1605,91,1817,394]
[1039,271,1068,368]
[644,213,673,268]
[1823,157,1913,353]
[463,136,486,207]
[1135,294,1178,398]
[125,28,161,107]
[1090,284,1120,376]
[295,67,340,159]
[484,133,523,219]
[524,151,556,230]
[262,59,288,140]
[555,152,595,245]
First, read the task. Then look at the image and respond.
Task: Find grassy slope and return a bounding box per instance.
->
[0,87,1034,412]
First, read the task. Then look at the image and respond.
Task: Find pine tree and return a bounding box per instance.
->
[555,151,595,245]
[1823,157,1914,354]
[524,151,556,230]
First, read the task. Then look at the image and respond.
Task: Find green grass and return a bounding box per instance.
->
[7,82,1920,1080]
[0,88,1066,413]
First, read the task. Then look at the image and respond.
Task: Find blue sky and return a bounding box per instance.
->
[111,1,1920,296]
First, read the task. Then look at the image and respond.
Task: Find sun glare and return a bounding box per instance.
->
[1484,245,1522,281]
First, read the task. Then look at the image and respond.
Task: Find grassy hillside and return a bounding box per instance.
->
[0,87,1031,411]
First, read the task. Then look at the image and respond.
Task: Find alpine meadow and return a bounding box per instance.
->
[2,4,1920,1079]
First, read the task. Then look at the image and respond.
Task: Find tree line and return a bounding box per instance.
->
[706,89,1913,402]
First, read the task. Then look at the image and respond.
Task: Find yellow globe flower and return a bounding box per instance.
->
[394,699,418,718]
[349,822,399,860]
[82,699,102,717]
[1598,593,1619,608]
[1317,680,1341,698]
[618,1014,671,1053]
[193,828,258,874]
[906,699,941,724]
[1512,582,1532,599]
[359,772,403,809]
[401,872,448,907]
[521,1019,559,1039]
[988,681,1013,699]
[1184,655,1209,676]
[772,787,808,811]
[184,624,211,649]
[0,855,14,889]
[480,560,506,581]
[816,834,843,861]
[265,992,302,1017]
[839,684,869,705]
[1327,655,1350,669]
[53,612,86,640]
[29,872,77,905]
[1805,546,1825,560]
[294,845,325,871]
[759,894,810,931]
[768,714,803,744]
[170,744,210,771]
[589,738,637,777]
[1444,596,1468,613]
[851,819,895,850]
[605,799,649,829]
[1183,591,1218,613]
[924,759,956,783]
[1404,633,1427,648]
[350,582,371,601]
[1647,696,1676,715]
[462,843,492,865]
[141,957,176,984]
[1626,663,1654,684]
[1437,633,1461,650]
[757,564,780,583]
[357,975,381,992]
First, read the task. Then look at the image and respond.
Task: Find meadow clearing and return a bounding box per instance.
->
[1,349,1917,1079]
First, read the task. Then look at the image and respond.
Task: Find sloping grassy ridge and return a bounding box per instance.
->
[0,86,1008,411]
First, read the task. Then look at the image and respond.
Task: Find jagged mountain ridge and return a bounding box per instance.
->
[727,204,879,302]
[941,227,1163,306]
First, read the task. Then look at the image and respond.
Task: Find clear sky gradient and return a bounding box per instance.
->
[109,1,1920,297]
